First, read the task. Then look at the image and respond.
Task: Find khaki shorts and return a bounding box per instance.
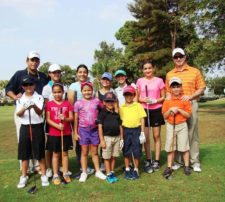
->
[165,122,190,152]
[102,136,120,159]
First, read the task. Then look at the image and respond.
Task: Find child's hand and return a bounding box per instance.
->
[119,139,124,150]
[170,107,178,114]
[74,134,80,141]
[100,140,106,149]
[58,123,64,130]
[59,114,65,121]
[139,132,146,144]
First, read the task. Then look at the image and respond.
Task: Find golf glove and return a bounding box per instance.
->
[139,132,146,144]
[23,102,30,110]
[147,98,157,104]
[119,139,124,150]
[29,100,35,106]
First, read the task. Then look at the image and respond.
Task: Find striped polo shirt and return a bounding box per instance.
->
[165,64,206,98]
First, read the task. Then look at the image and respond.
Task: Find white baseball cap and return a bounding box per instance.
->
[172,48,185,57]
[169,77,182,86]
[48,64,61,72]
[27,51,40,59]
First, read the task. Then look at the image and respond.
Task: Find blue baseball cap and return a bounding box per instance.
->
[114,69,126,77]
[101,72,112,81]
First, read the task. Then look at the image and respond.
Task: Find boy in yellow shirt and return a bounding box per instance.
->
[119,86,146,180]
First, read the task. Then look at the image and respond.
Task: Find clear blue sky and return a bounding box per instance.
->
[0,0,133,80]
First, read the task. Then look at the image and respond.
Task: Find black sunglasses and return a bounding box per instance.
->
[23,83,34,87]
[30,58,40,62]
[173,55,184,59]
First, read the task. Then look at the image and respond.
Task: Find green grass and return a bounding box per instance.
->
[0,106,225,202]
[199,98,225,109]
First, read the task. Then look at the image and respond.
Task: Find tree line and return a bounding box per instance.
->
[1,0,225,95]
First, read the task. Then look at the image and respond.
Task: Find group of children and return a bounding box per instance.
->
[16,63,192,189]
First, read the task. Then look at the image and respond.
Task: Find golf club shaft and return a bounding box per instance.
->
[28,109,37,190]
[145,85,153,162]
[60,108,64,175]
[171,113,176,165]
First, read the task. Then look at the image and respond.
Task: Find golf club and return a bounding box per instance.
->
[60,108,67,185]
[27,109,37,194]
[165,113,176,180]
[145,85,153,163]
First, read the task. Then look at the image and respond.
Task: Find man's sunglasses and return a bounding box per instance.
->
[173,55,184,59]
[30,58,40,62]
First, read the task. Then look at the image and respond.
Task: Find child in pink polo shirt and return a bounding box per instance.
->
[74,82,106,182]
[136,60,165,173]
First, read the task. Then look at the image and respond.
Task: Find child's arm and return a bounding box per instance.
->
[120,125,123,140]
[30,102,43,115]
[73,112,80,141]
[59,111,74,122]
[163,107,178,119]
[16,106,27,117]
[177,108,191,119]
[140,117,145,132]
[98,124,106,148]
[46,111,63,130]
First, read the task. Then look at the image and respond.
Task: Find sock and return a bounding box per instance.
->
[134,168,138,172]
[53,174,59,178]
[125,167,130,171]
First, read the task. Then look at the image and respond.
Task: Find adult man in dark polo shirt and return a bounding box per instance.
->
[6,51,48,171]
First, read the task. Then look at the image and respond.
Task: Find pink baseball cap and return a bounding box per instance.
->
[123,85,136,95]
[81,82,93,90]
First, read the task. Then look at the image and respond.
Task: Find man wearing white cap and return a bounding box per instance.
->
[165,47,206,172]
[6,51,48,171]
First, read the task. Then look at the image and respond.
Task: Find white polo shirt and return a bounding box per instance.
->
[16,92,44,124]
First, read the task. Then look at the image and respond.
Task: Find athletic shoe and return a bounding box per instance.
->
[95,171,106,180]
[63,174,72,183]
[52,176,61,185]
[106,174,114,184]
[100,163,106,172]
[172,162,183,170]
[79,172,88,182]
[72,170,82,180]
[111,172,119,182]
[41,175,49,186]
[152,160,160,171]
[59,167,72,175]
[124,170,133,180]
[163,167,173,179]
[184,166,192,175]
[17,176,28,189]
[87,167,95,175]
[144,161,154,174]
[132,170,139,180]
[192,163,202,172]
[46,168,53,178]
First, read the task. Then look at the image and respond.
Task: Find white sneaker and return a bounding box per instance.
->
[46,168,53,178]
[17,176,28,189]
[100,163,105,172]
[79,172,88,182]
[95,170,106,180]
[59,167,72,175]
[41,175,49,186]
[87,167,95,175]
[172,162,182,170]
[193,164,202,172]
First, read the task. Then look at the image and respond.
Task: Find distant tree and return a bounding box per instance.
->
[207,77,225,95]
[115,0,198,79]
[0,80,8,90]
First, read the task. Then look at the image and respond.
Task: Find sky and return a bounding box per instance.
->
[0,0,134,80]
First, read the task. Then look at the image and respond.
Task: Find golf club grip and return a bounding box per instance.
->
[145,85,148,97]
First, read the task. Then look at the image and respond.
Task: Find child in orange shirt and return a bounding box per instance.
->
[162,77,192,179]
